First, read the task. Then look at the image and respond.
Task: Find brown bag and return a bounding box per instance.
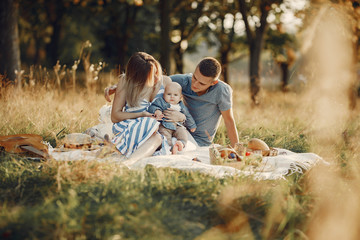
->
[0,134,49,158]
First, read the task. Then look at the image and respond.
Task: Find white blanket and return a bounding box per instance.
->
[49,136,326,180]
[49,105,327,180]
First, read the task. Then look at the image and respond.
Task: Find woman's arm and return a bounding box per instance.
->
[110,80,153,123]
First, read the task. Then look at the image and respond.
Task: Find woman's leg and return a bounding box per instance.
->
[123,132,162,167]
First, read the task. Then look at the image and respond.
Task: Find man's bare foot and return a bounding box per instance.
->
[172,141,184,154]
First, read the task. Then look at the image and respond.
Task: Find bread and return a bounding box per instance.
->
[247,138,270,151]
[62,133,92,149]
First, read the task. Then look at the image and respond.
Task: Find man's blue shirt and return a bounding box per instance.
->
[170,73,232,146]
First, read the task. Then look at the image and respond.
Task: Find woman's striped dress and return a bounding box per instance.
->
[111,85,165,157]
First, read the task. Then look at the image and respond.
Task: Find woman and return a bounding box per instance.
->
[111,52,172,164]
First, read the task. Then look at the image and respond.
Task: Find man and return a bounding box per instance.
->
[105,57,239,147]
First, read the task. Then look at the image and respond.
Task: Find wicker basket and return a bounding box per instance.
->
[209,145,242,165]
[209,142,278,166]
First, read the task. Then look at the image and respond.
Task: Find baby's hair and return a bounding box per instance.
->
[197,57,221,80]
[165,82,182,93]
[164,82,184,103]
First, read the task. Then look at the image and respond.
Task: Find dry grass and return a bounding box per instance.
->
[0,85,106,143]
[1,70,360,238]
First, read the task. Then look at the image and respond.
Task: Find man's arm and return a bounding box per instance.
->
[179,102,197,130]
[221,108,239,147]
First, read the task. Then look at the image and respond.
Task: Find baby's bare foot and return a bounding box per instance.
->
[172,141,184,154]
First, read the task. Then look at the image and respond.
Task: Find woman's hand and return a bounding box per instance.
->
[104,84,117,102]
[142,111,155,118]
[163,108,186,122]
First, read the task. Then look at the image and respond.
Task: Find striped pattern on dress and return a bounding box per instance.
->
[112,85,165,157]
[112,116,160,157]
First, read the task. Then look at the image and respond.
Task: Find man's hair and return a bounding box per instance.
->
[198,57,221,79]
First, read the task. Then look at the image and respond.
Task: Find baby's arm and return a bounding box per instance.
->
[148,98,165,121]
[154,110,164,121]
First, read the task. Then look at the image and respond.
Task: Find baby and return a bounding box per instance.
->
[148,82,196,154]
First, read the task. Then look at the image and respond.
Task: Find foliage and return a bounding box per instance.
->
[15,0,304,80]
[0,83,320,239]
[18,0,160,69]
[0,154,314,239]
[264,28,297,63]
[2,35,360,238]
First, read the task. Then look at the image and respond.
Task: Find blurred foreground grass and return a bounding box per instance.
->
[1,84,360,239]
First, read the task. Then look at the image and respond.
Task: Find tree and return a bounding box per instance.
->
[0,0,21,82]
[170,0,208,74]
[349,0,360,108]
[218,9,237,83]
[159,0,172,74]
[238,0,283,105]
[44,0,67,66]
[201,0,241,83]
[19,0,79,67]
[265,24,296,92]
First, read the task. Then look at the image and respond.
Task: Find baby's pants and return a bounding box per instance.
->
[158,125,188,147]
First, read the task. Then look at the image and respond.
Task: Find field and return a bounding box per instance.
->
[1,77,360,239]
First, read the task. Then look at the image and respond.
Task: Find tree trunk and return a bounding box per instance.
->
[350,2,360,109]
[280,62,289,92]
[44,0,65,66]
[0,0,21,82]
[46,19,63,66]
[116,34,128,73]
[249,42,261,105]
[239,0,271,105]
[159,0,172,75]
[115,4,138,72]
[219,11,235,84]
[220,50,229,83]
[174,45,184,74]
[118,5,132,72]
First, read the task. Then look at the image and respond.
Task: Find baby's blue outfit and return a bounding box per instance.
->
[148,97,197,130]
[170,73,233,146]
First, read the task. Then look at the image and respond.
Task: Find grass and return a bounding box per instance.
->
[1,78,360,239]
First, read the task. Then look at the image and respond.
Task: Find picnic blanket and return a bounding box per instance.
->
[49,132,326,180]
[49,105,327,180]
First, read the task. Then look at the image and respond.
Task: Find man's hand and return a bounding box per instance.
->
[190,127,196,133]
[163,108,186,122]
[104,84,117,102]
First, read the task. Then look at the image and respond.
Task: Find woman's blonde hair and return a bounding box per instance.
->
[123,52,162,107]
